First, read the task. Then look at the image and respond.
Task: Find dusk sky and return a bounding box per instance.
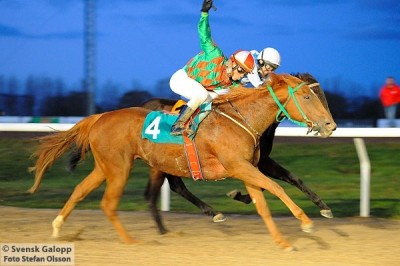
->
[1,0,399,98]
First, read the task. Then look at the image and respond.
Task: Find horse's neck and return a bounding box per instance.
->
[215,89,280,135]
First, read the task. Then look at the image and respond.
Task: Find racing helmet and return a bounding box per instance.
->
[230,50,255,73]
[257,47,281,68]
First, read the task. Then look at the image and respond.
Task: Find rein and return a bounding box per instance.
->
[267,83,312,127]
[214,105,260,148]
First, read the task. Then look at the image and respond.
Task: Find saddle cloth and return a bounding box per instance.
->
[141,102,211,181]
[141,102,211,144]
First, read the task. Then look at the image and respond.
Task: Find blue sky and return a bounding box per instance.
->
[0,0,399,97]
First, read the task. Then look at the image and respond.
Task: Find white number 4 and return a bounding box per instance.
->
[145,116,161,139]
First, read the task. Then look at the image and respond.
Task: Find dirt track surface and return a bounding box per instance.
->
[1,206,399,266]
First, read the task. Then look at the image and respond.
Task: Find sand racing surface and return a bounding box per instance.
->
[0,206,399,266]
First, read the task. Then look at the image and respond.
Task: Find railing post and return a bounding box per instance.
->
[353,138,370,217]
[160,179,170,211]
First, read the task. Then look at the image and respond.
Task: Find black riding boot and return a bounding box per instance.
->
[170,105,196,136]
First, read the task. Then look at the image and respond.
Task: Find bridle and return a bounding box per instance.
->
[213,82,314,149]
[267,82,313,128]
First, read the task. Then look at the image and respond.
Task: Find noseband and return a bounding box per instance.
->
[267,83,313,129]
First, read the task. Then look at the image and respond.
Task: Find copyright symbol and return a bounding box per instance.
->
[2,245,10,252]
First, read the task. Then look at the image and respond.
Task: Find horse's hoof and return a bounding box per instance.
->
[159,229,169,235]
[226,189,240,199]
[301,223,314,233]
[284,246,297,252]
[51,230,60,238]
[212,213,226,223]
[320,209,334,218]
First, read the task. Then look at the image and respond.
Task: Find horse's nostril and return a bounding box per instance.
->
[326,121,337,131]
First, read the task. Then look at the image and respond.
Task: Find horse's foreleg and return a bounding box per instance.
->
[226,189,252,204]
[259,157,333,218]
[52,168,105,238]
[230,162,313,235]
[228,157,333,218]
[243,182,294,251]
[166,175,226,223]
[146,169,169,234]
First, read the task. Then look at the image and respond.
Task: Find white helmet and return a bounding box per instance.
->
[257,47,281,68]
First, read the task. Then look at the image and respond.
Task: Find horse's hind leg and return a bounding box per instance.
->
[99,160,136,243]
[52,168,105,238]
[243,182,294,251]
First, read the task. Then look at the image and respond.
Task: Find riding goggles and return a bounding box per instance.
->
[233,64,247,74]
[258,59,278,71]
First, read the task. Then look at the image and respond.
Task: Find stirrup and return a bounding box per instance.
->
[171,124,195,136]
[170,124,185,136]
[183,127,194,136]
[170,105,196,136]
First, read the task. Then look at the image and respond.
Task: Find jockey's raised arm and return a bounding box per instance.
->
[168,0,254,136]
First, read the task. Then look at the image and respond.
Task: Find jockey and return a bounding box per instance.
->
[169,0,255,136]
[244,47,281,88]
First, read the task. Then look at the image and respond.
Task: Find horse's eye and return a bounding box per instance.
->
[304,95,311,100]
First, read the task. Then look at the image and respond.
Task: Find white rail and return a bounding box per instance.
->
[0,123,74,132]
[1,123,400,136]
[1,123,400,137]
[1,123,400,217]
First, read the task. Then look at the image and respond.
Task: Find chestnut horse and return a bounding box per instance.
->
[29,73,336,250]
[140,73,333,230]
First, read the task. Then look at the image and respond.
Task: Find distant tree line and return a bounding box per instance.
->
[0,75,178,116]
[0,75,386,122]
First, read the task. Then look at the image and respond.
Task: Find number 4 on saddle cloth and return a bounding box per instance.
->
[141,100,212,180]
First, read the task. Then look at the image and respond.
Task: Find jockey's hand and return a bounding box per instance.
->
[201,0,213,13]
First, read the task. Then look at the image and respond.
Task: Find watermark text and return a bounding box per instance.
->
[1,243,74,265]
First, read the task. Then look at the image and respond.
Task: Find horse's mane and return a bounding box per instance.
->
[291,72,331,113]
[213,73,302,104]
[211,73,331,114]
[212,85,268,104]
[276,73,305,88]
[291,72,318,85]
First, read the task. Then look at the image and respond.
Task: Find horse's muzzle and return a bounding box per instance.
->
[307,120,337,138]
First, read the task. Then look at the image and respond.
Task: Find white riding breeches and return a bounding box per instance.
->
[170,69,221,110]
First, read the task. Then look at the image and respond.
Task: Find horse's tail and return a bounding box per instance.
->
[27,113,103,193]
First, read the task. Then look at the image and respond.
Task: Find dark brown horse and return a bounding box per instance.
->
[139,73,333,231]
[29,73,336,250]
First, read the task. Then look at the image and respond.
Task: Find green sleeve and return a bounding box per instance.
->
[198,12,217,55]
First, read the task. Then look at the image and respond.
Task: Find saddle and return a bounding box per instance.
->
[141,100,211,180]
[170,99,186,113]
